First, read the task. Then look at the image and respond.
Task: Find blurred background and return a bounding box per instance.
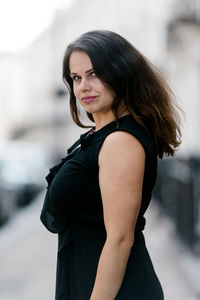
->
[0,0,200,299]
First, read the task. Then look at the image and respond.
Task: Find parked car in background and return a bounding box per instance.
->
[0,140,52,225]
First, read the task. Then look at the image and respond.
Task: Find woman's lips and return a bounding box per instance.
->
[82,96,97,104]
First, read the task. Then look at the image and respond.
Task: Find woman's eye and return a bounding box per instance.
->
[90,71,96,77]
[72,75,81,81]
[71,72,96,81]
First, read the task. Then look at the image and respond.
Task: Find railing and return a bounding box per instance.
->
[153,156,200,254]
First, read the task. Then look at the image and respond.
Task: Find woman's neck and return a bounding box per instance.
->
[92,110,130,132]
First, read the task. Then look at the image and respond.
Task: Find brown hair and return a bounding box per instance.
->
[62,30,181,158]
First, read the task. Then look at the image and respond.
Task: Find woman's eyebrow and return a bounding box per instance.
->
[85,68,94,74]
[70,68,94,76]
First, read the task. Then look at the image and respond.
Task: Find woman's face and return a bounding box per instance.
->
[69,51,115,115]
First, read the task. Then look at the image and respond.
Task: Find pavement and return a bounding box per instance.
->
[0,190,199,300]
[145,201,200,300]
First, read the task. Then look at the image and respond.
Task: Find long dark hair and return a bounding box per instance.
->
[62,30,181,158]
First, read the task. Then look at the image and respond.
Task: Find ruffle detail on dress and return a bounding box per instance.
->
[45,157,68,188]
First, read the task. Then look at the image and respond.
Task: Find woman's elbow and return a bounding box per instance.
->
[106,233,135,251]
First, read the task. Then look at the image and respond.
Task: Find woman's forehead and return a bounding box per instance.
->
[69,51,93,74]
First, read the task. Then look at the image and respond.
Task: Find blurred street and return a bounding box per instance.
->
[0,190,57,300]
[0,191,199,300]
[0,0,200,299]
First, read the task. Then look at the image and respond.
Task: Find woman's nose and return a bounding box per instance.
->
[79,77,91,91]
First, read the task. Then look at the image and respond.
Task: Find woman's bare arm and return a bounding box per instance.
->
[90,130,145,300]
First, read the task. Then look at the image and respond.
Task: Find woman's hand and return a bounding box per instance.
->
[90,130,145,300]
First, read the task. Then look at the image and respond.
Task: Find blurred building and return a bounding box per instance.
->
[0,0,200,157]
[165,0,200,155]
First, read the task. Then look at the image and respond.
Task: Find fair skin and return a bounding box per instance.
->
[69,51,128,130]
[69,51,145,300]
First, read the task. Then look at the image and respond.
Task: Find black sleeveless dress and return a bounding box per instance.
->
[40,114,164,300]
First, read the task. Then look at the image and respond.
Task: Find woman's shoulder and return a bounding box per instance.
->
[108,114,156,155]
[82,114,156,170]
[98,129,146,168]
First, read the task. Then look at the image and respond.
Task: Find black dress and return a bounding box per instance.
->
[40,114,164,300]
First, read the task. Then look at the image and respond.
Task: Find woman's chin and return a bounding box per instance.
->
[84,107,98,114]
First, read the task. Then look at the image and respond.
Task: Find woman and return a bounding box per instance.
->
[40,30,181,299]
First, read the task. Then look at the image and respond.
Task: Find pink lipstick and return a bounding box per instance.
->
[82,96,97,104]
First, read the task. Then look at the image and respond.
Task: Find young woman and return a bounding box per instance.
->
[40,30,181,300]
